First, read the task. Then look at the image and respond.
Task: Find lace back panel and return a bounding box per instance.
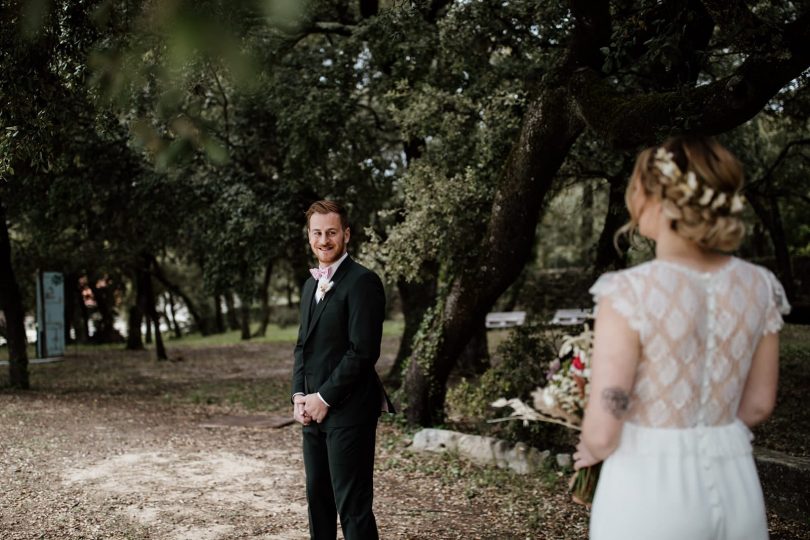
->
[590,258,790,428]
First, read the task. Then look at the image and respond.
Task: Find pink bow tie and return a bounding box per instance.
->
[310,267,333,281]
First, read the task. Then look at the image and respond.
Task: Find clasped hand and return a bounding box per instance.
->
[293,393,329,425]
[573,437,599,471]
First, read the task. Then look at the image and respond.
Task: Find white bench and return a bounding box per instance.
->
[550,309,592,325]
[485,311,527,329]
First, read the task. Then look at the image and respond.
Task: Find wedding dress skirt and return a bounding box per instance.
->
[589,421,768,540]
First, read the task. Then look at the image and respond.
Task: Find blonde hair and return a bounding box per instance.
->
[616,136,746,252]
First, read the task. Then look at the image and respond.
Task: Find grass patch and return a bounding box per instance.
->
[168,378,292,412]
[0,319,405,361]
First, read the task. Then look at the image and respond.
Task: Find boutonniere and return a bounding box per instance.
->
[318,280,335,296]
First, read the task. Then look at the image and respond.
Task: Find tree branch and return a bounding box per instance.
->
[570,29,810,149]
[425,0,453,24]
[567,0,611,70]
[700,1,765,51]
[700,1,760,32]
[207,61,231,151]
[746,138,810,192]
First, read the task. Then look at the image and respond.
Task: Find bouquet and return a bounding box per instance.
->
[492,324,600,506]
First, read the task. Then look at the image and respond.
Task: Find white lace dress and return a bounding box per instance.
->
[588,257,790,540]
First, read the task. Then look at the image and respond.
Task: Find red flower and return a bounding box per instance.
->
[572,355,584,371]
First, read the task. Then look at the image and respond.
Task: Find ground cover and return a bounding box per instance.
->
[0,323,806,538]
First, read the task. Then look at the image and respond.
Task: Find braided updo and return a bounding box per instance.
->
[623,136,746,252]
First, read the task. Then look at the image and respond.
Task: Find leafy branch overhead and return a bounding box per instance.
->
[0,0,807,415]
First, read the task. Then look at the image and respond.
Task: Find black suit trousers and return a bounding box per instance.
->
[302,420,379,540]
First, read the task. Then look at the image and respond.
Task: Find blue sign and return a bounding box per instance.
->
[36,271,65,358]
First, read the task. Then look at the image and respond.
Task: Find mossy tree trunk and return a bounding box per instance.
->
[405,85,585,425]
[254,259,274,338]
[387,270,438,388]
[404,1,810,426]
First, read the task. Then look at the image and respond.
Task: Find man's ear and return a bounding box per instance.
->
[345,227,351,243]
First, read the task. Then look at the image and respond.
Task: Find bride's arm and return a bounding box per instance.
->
[578,299,640,463]
[737,332,779,427]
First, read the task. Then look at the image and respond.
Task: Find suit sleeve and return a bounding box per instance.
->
[317,271,385,407]
[291,283,309,399]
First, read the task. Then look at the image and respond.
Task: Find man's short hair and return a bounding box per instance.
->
[306,200,350,230]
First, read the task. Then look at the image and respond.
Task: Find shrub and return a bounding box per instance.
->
[446,323,576,452]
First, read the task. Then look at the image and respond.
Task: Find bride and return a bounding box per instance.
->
[573,136,790,539]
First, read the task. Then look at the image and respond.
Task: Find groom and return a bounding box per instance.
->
[291,200,393,540]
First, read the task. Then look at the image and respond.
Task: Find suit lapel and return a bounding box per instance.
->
[304,257,354,343]
[301,279,316,332]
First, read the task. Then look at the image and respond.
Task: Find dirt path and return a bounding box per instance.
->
[3,338,804,539]
[0,342,590,539]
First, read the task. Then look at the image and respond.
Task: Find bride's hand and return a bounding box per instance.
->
[573,438,600,470]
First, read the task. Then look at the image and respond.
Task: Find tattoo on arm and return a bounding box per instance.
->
[601,387,630,420]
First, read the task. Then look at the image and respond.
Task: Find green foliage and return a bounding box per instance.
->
[364,0,552,283]
[1,0,808,369]
[446,324,575,451]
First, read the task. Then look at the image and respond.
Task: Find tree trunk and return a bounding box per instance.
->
[129,265,147,350]
[581,183,594,263]
[0,199,29,389]
[452,317,490,379]
[75,283,90,344]
[765,194,795,299]
[166,291,182,338]
[746,193,796,300]
[501,266,529,312]
[144,314,152,344]
[593,165,631,276]
[149,257,208,335]
[140,257,167,361]
[253,259,274,337]
[89,279,121,343]
[133,256,164,358]
[151,313,166,360]
[240,300,251,341]
[225,291,240,331]
[387,272,438,387]
[286,282,294,308]
[126,304,144,350]
[63,272,77,344]
[404,87,584,425]
[162,310,174,340]
[214,294,225,333]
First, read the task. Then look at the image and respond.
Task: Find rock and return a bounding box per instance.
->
[458,434,498,466]
[410,428,461,453]
[521,448,551,475]
[555,453,572,468]
[410,429,550,474]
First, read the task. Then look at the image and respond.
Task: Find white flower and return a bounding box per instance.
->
[698,187,715,206]
[656,161,679,183]
[711,192,727,210]
[730,194,745,213]
[542,387,557,408]
[678,171,698,204]
[317,279,334,299]
[655,148,674,163]
[686,171,698,191]
[654,148,681,184]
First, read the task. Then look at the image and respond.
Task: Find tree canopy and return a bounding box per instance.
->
[0,0,807,427]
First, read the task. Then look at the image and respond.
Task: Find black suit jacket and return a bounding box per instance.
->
[292,256,394,428]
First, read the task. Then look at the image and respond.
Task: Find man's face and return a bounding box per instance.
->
[308,212,350,266]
